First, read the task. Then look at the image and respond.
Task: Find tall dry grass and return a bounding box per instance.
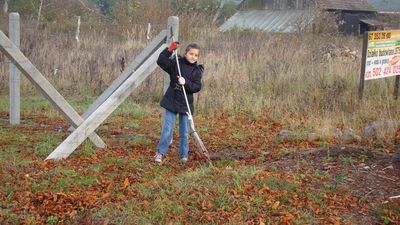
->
[195,29,399,136]
[0,20,165,96]
[0,14,399,138]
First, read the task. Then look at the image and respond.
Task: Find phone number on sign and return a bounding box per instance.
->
[365,64,400,79]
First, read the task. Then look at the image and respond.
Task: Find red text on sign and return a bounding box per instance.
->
[372,67,382,77]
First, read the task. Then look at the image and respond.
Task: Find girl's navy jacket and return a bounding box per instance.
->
[157,48,203,114]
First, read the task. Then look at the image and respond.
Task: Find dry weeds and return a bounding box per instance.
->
[0,15,399,141]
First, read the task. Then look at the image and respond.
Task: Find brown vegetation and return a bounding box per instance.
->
[0,13,398,140]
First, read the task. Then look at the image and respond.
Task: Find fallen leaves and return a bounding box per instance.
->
[26,190,99,219]
[120,177,130,190]
[0,110,399,224]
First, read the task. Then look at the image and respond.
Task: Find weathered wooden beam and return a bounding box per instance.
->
[46,45,166,160]
[164,16,179,93]
[77,30,166,122]
[0,29,106,148]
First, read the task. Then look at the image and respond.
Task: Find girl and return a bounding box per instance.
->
[154,42,204,163]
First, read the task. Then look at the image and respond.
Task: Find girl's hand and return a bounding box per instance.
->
[178,76,185,85]
[168,41,179,52]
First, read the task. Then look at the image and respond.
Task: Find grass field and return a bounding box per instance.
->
[0,96,399,224]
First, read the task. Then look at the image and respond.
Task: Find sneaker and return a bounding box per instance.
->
[154,152,163,163]
[180,157,188,162]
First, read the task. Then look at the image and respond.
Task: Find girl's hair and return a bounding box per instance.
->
[185,43,201,54]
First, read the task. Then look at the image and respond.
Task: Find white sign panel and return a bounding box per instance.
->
[364,30,400,80]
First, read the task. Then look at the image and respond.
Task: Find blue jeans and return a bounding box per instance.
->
[157,109,189,158]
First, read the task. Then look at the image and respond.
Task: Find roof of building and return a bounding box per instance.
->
[219,9,314,33]
[367,0,400,12]
[238,0,377,12]
[315,0,376,12]
[359,18,384,26]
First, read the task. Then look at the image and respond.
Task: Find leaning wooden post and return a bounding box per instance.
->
[46,45,166,160]
[9,12,20,125]
[164,16,179,94]
[0,29,106,148]
[71,30,166,128]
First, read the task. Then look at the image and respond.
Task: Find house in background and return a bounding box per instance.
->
[317,0,377,35]
[219,0,379,35]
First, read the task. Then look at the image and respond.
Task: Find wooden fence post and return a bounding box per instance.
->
[164,16,179,94]
[9,12,20,125]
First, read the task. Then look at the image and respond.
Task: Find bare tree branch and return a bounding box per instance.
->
[76,0,95,12]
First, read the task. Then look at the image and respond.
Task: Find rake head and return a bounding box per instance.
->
[191,130,210,159]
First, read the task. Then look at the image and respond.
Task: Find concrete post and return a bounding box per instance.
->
[164,16,179,94]
[9,12,20,125]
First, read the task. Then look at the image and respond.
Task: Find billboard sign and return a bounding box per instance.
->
[363,30,400,80]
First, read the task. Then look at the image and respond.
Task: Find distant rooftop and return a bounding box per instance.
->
[367,0,400,12]
[219,9,313,33]
[314,0,376,12]
[239,0,377,12]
